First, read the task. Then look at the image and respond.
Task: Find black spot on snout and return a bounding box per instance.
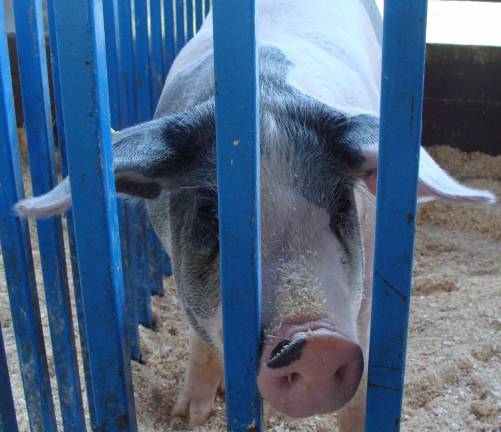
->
[267,337,307,369]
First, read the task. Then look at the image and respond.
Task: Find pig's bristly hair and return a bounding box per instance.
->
[15,178,72,219]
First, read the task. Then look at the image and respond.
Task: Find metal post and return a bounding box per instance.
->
[195,0,203,32]
[186,0,194,40]
[46,0,97,424]
[175,0,186,54]
[162,0,176,81]
[213,0,263,430]
[150,0,165,107]
[365,1,429,431]
[50,0,137,429]
[0,322,18,432]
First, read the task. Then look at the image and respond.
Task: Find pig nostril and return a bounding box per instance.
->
[267,337,307,369]
[270,339,291,360]
[281,372,301,386]
[334,364,348,381]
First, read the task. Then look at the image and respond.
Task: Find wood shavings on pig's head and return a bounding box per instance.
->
[265,254,328,339]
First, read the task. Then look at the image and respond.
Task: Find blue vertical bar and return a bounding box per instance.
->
[0,3,57,429]
[365,1,429,431]
[46,0,97,425]
[150,0,166,296]
[150,0,164,107]
[195,0,203,32]
[122,205,142,361]
[50,0,137,429]
[134,0,153,121]
[175,0,185,53]
[213,1,263,431]
[131,209,154,328]
[162,0,176,81]
[0,322,18,432]
[147,228,163,298]
[117,0,137,129]
[186,0,194,40]
[160,248,172,279]
[103,0,122,129]
[204,0,210,17]
[117,0,143,360]
[12,0,86,430]
[103,0,143,360]
[134,0,163,327]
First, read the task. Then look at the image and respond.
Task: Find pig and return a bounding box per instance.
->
[15,0,495,430]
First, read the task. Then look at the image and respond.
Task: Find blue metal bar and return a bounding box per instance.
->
[149,0,174,285]
[130,208,154,328]
[50,0,137,429]
[162,0,176,83]
[204,0,210,17]
[0,4,57,429]
[147,227,163,299]
[0,322,18,432]
[117,0,137,129]
[195,0,203,32]
[103,0,122,130]
[175,0,186,54]
[160,248,172,278]
[102,0,143,359]
[46,0,98,425]
[186,0,194,40]
[213,1,263,430]
[116,0,143,359]
[133,0,164,322]
[365,1,429,431]
[134,0,153,122]
[122,208,142,362]
[12,0,87,430]
[150,0,164,107]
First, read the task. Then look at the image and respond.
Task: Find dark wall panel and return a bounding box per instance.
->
[423,43,501,155]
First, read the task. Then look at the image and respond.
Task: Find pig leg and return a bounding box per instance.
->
[336,193,375,431]
[336,292,371,432]
[172,330,225,427]
[336,304,370,432]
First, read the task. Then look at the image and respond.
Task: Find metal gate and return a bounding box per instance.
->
[0,0,428,430]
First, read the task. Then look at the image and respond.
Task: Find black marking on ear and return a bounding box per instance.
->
[267,337,307,369]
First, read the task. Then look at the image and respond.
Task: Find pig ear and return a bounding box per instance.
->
[361,147,496,204]
[15,105,213,219]
[112,107,212,199]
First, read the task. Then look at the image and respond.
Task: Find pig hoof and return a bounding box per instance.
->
[172,331,224,427]
[172,391,216,427]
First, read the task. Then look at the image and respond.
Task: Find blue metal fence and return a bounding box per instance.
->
[0,0,428,430]
[12,0,86,429]
[0,1,57,429]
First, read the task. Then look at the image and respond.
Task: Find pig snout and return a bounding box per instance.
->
[258,320,363,418]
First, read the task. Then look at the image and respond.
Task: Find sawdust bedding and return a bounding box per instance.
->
[0,144,499,431]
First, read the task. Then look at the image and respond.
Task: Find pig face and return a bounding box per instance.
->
[103,92,494,417]
[110,94,381,416]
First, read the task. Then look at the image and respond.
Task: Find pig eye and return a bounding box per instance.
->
[329,189,353,242]
[197,203,218,222]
